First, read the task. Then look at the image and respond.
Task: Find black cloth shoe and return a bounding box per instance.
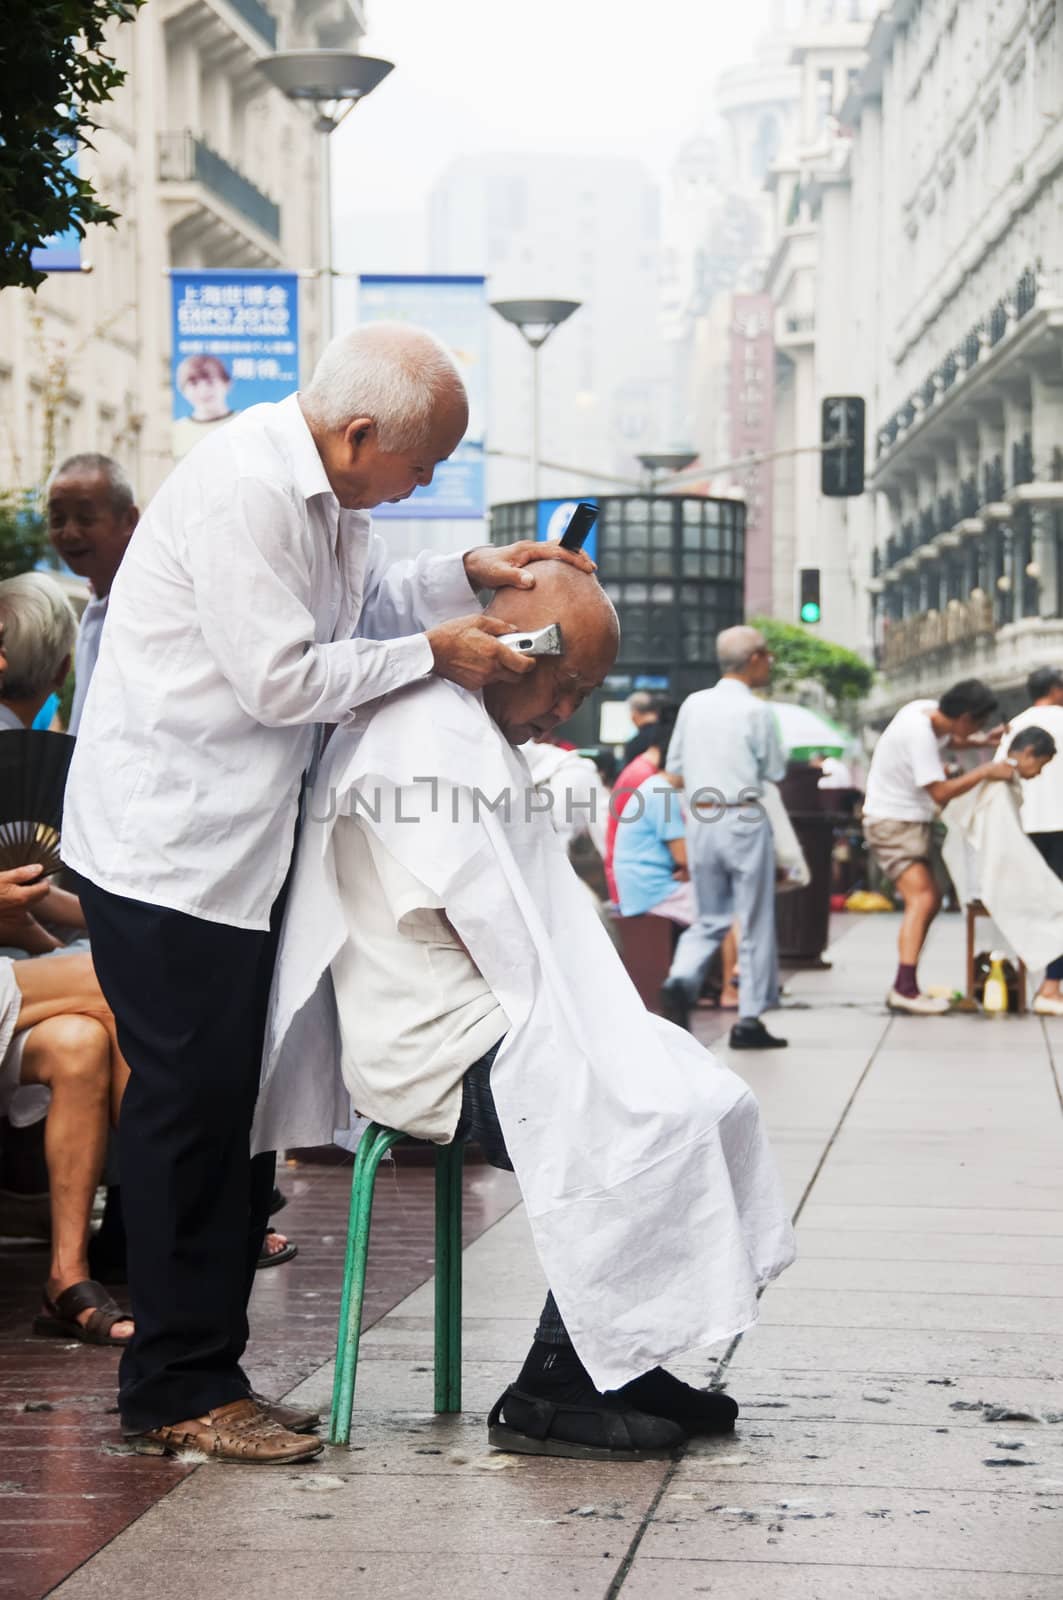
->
[729,1018,787,1050]
[659,978,691,1031]
[488,1384,684,1460]
[614,1368,738,1437]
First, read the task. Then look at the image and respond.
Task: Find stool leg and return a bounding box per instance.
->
[966,907,975,1003]
[330,1124,403,1446]
[434,1140,465,1414]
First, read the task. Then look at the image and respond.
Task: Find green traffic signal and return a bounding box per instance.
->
[800,600,821,624]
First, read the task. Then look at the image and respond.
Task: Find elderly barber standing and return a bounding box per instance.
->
[62,322,591,1464]
[659,624,788,1051]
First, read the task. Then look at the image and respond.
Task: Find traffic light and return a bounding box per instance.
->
[821,395,866,496]
[799,568,821,624]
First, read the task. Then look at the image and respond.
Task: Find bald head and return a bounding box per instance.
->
[299,321,469,510]
[484,565,619,744]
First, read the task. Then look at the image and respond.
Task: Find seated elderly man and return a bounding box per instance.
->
[254,565,794,1460]
[0,864,132,1344]
[0,574,86,951]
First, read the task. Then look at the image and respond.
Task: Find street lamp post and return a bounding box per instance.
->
[636,447,699,493]
[256,51,394,347]
[490,298,581,500]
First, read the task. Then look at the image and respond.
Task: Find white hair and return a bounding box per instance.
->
[716,624,767,673]
[301,322,467,450]
[0,573,78,701]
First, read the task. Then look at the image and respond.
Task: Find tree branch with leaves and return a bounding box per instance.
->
[0,0,146,291]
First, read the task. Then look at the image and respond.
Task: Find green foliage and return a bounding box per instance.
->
[750,615,874,706]
[0,493,48,580]
[0,0,146,291]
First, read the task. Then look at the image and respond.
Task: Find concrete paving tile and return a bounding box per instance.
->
[807,1163,1063,1210]
[793,1227,1063,1265]
[358,1314,551,1363]
[281,1357,537,1421]
[619,1558,1063,1599]
[53,1551,619,1600]
[726,1322,1061,1378]
[675,1418,1063,1492]
[758,1287,1063,1334]
[721,1367,1063,1427]
[640,1480,1063,1571]
[107,1461,666,1558]
[796,1204,1063,1237]
[780,1254,1063,1296]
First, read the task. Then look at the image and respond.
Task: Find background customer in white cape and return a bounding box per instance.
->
[254,564,795,1461]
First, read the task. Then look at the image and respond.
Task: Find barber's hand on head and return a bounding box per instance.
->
[0,864,50,915]
[463,540,595,592]
[982,759,1018,783]
[426,613,536,691]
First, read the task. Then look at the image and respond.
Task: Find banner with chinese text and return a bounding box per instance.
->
[358,275,486,518]
[170,270,299,459]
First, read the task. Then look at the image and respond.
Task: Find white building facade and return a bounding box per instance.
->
[848,0,1063,717]
[761,1,878,634]
[0,0,359,503]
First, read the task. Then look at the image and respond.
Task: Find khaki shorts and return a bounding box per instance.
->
[863,818,933,884]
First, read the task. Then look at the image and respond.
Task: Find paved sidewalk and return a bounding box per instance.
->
[47,913,1063,1597]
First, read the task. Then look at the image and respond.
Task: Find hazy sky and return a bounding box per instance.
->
[333,0,770,227]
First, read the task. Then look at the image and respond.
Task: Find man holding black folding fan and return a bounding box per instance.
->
[61,322,593,1465]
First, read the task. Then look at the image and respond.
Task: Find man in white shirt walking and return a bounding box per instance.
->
[62,322,592,1464]
[863,679,1013,1014]
[46,453,139,736]
[999,666,1063,1013]
[659,625,789,1051]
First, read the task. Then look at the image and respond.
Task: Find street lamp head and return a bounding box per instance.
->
[257,51,394,132]
[636,447,699,475]
[490,298,581,349]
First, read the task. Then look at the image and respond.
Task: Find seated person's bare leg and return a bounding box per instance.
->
[13,953,133,1339]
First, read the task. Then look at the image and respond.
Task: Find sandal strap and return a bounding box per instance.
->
[494,1386,636,1449]
[51,1280,121,1322]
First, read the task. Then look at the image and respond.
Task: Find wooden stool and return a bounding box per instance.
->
[965,899,1027,1013]
[330,1125,464,1444]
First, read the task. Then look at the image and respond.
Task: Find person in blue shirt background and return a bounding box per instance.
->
[612,772,693,925]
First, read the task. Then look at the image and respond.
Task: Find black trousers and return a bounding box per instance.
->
[1030,832,1063,981]
[77,877,284,1433]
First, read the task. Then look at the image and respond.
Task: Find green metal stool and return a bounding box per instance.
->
[329,1124,465,1445]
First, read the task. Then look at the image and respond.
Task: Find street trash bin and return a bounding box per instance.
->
[775,761,835,968]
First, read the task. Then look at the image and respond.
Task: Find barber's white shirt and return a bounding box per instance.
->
[67,594,108,737]
[62,393,474,929]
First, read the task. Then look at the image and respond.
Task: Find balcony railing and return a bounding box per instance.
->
[881,594,995,671]
[158,131,280,241]
[224,0,277,46]
[875,265,1043,460]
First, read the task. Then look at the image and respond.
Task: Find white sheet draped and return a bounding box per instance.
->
[253,679,795,1391]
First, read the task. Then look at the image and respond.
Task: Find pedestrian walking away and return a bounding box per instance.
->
[659,624,788,1051]
[61,321,595,1466]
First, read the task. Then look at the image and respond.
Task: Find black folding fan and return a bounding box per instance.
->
[0,731,76,875]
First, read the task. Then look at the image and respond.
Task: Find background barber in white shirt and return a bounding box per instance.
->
[62,322,593,1465]
[46,453,139,735]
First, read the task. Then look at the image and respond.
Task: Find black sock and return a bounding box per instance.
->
[515,1340,597,1403]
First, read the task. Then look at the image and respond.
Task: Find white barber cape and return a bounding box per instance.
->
[253,679,795,1391]
[942,777,1063,970]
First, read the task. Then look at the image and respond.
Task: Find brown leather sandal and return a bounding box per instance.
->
[33,1280,132,1346]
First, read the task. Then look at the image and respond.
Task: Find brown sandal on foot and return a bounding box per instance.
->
[33,1280,132,1346]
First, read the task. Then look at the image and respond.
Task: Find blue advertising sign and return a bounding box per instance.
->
[536,498,599,565]
[170,270,299,459]
[31,145,82,273]
[359,275,486,519]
